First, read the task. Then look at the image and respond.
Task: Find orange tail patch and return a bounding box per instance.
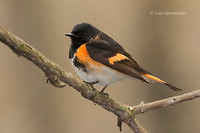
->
[141,73,181,91]
[142,73,166,83]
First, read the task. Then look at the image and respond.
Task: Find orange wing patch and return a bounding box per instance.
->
[75,43,103,67]
[108,53,129,65]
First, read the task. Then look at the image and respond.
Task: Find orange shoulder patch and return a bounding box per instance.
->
[108,53,129,65]
[75,44,88,58]
[75,44,103,66]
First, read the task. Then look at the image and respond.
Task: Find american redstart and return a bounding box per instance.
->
[65,23,181,92]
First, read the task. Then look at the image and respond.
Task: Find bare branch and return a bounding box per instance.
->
[133,89,200,115]
[128,118,148,133]
[0,25,199,133]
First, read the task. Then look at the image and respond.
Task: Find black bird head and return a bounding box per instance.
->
[65,23,100,48]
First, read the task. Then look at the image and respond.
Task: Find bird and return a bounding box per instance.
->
[65,23,181,93]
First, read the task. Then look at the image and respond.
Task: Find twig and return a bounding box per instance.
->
[133,89,200,115]
[0,25,200,133]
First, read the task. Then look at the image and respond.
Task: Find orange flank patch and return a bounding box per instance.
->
[142,73,166,83]
[75,43,103,66]
[108,53,129,65]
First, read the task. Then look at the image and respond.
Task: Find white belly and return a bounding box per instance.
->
[70,59,127,86]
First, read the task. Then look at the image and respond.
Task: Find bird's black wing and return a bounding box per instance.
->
[86,38,181,91]
[86,39,150,82]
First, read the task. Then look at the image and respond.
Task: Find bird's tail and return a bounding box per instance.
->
[141,73,181,91]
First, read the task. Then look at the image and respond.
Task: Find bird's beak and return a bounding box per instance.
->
[65,33,74,37]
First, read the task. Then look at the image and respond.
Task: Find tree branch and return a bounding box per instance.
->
[0,26,199,133]
[133,89,200,115]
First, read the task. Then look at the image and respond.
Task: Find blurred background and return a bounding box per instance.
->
[0,0,200,133]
